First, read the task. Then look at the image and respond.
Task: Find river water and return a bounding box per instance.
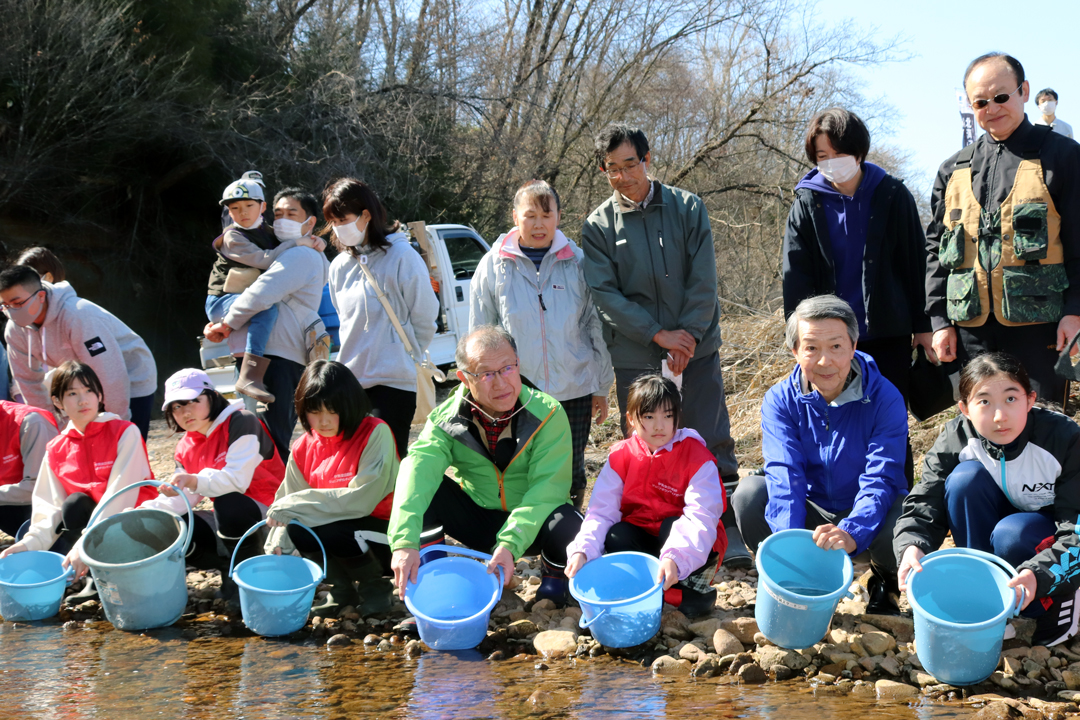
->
[0,618,975,720]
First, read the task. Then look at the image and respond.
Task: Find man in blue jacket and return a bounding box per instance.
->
[731,295,908,615]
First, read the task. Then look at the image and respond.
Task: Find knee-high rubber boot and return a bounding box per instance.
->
[720,503,753,570]
[236,353,276,404]
[535,557,569,607]
[866,562,902,616]
[310,555,361,616]
[342,552,395,616]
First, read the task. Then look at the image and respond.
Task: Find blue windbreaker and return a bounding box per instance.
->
[761,350,908,554]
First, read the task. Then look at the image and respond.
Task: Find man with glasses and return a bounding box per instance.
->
[388,324,582,606]
[0,264,157,439]
[580,123,749,567]
[927,52,1080,402]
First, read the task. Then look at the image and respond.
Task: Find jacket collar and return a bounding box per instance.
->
[187,400,243,441]
[613,180,665,214]
[62,411,122,438]
[793,350,872,407]
[496,228,574,262]
[629,426,706,456]
[971,408,1035,461]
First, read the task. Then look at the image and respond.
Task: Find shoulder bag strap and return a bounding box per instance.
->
[356,258,418,362]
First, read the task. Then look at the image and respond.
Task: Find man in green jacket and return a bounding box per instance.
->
[388,325,582,605]
[581,123,747,566]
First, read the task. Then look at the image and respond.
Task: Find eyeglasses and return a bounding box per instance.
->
[462,362,519,384]
[971,85,1022,110]
[601,157,643,179]
[0,290,41,311]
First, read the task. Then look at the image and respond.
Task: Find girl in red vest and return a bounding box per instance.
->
[0,362,155,586]
[0,399,59,538]
[148,368,285,602]
[265,360,398,616]
[565,374,727,617]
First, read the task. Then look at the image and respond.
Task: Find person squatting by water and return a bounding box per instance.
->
[565,373,726,617]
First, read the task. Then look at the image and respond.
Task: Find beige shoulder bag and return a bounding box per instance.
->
[356,259,446,424]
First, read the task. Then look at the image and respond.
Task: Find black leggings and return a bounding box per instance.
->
[287,517,392,573]
[43,493,98,555]
[421,476,582,567]
[365,384,416,459]
[187,493,265,570]
[0,505,31,539]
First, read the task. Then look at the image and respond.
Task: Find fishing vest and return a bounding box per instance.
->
[0,401,57,486]
[938,125,1066,327]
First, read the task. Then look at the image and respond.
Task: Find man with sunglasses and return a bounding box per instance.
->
[926,52,1080,403]
[580,123,748,567]
[388,324,582,607]
[0,264,157,439]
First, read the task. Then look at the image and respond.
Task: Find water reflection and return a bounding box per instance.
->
[405,649,505,719]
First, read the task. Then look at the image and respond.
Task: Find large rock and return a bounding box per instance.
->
[689,618,721,639]
[507,619,538,639]
[1027,699,1076,720]
[533,630,578,659]
[878,656,901,677]
[756,645,809,671]
[679,643,705,663]
[971,702,1019,720]
[861,614,914,643]
[721,616,760,645]
[859,631,895,656]
[737,663,768,684]
[1061,670,1080,690]
[693,655,721,678]
[651,655,691,676]
[712,629,744,657]
[875,679,918,701]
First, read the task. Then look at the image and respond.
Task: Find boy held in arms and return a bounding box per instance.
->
[206,178,322,404]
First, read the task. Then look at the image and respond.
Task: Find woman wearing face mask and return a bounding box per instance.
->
[322,178,439,458]
[469,179,614,510]
[783,108,931,485]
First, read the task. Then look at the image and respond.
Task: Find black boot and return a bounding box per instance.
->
[342,552,395,616]
[720,502,753,570]
[866,563,903,616]
[535,557,569,607]
[309,555,361,616]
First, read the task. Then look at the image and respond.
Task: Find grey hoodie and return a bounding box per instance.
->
[329,232,438,392]
[5,282,157,420]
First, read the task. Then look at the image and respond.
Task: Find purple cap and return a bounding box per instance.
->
[162,369,215,410]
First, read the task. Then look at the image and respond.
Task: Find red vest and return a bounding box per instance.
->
[173,412,284,507]
[290,417,395,519]
[46,418,157,505]
[0,401,58,486]
[608,433,727,554]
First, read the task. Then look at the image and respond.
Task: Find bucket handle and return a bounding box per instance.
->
[924,547,1027,616]
[228,519,327,583]
[86,480,194,555]
[416,544,505,587]
[579,608,607,629]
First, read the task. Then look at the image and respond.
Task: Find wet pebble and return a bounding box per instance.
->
[363,633,381,646]
[487,650,506,662]
[404,640,423,658]
[377,639,392,651]
[534,662,548,671]
[327,634,353,647]
[737,663,767,684]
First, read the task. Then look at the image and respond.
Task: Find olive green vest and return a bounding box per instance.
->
[938,126,1066,327]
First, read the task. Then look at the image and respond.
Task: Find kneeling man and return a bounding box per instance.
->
[388,325,582,605]
[731,295,908,614]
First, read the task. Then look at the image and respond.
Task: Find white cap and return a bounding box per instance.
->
[220,179,265,206]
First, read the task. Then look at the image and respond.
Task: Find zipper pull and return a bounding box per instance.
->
[658,230,668,277]
[538,293,547,311]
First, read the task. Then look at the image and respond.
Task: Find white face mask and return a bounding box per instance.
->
[273,217,308,242]
[333,218,366,247]
[1041,100,1058,116]
[818,156,860,184]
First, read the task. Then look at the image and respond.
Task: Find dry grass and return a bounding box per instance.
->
[586,310,956,476]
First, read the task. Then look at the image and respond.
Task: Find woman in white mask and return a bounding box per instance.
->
[322,178,439,458]
[782,108,932,487]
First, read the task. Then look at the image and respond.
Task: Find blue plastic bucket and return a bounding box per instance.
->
[755,529,854,649]
[909,548,1023,686]
[404,545,503,651]
[230,519,326,637]
[569,552,663,648]
[0,551,74,621]
[78,480,193,631]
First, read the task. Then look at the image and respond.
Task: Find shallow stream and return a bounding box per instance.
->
[0,619,976,719]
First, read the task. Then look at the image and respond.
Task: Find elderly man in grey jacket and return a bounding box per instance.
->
[206,190,329,461]
[581,123,747,565]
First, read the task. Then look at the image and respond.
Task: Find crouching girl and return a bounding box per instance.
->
[265,360,398,616]
[565,374,727,617]
[0,361,156,599]
[895,352,1080,647]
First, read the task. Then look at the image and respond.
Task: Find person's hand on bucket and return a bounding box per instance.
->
[392,548,420,600]
[159,473,198,497]
[1007,569,1036,610]
[812,524,856,553]
[657,557,679,590]
[487,546,514,586]
[565,552,587,578]
[897,545,925,592]
[0,541,27,559]
[63,546,88,580]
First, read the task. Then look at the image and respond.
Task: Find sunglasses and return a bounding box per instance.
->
[971,85,1022,110]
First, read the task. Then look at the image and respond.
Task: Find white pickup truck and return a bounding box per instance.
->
[201,222,491,395]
